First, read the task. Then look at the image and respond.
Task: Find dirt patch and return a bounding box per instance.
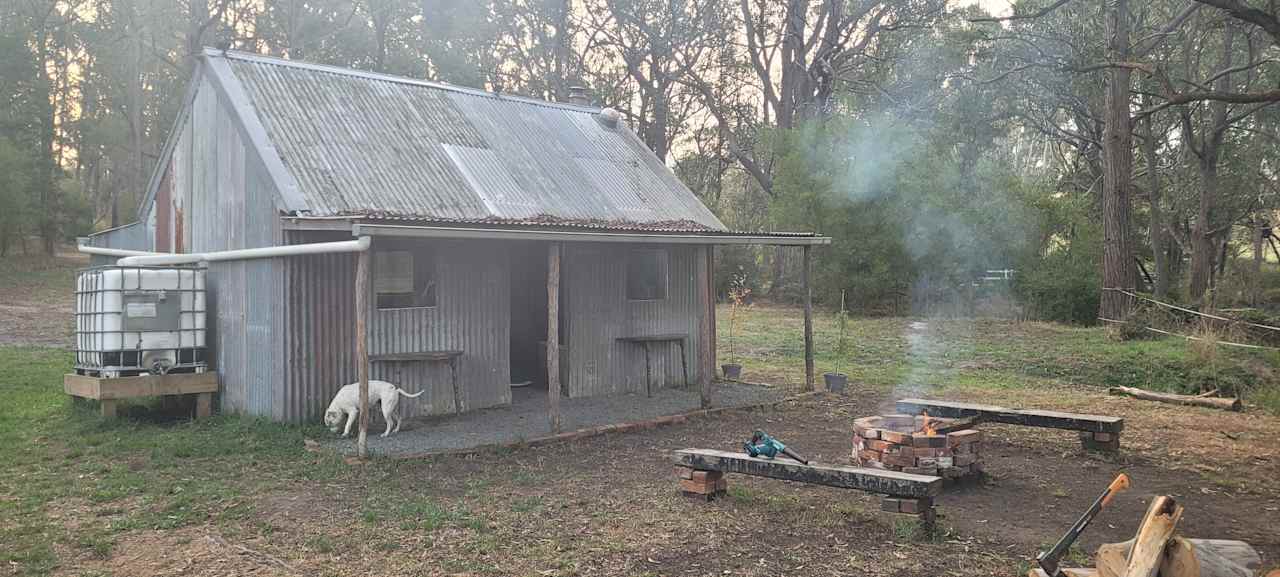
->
[43,389,1280,576]
[0,249,86,348]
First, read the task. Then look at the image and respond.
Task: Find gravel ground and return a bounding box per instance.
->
[324,381,788,456]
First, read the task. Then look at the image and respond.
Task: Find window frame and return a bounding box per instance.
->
[626,247,669,302]
[373,240,437,310]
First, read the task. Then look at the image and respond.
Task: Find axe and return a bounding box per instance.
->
[1036,473,1131,577]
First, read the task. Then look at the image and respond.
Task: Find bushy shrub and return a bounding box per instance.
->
[1014,249,1100,324]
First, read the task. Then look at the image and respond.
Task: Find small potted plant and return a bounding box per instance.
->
[722,274,750,381]
[824,289,849,393]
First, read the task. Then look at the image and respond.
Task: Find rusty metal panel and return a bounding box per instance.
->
[217,50,725,231]
[563,244,704,397]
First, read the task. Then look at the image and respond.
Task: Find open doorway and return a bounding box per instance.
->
[509,242,549,403]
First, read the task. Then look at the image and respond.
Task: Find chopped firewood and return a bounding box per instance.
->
[1108,386,1242,411]
[1096,537,1260,577]
[1029,568,1097,577]
[1123,496,1183,577]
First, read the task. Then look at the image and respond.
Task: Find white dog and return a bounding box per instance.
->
[323,380,423,438]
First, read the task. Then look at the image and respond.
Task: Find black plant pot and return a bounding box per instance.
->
[824,372,848,393]
[721,363,743,381]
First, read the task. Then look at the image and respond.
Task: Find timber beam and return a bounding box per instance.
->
[672,449,941,498]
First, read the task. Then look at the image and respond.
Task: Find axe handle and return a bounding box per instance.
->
[1037,474,1130,576]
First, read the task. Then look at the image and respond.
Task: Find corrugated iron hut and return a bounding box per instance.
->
[85,48,829,431]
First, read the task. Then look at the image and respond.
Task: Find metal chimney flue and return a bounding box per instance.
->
[567,84,590,106]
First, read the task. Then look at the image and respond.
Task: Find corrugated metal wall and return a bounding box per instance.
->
[280,234,512,422]
[367,238,511,417]
[281,230,358,422]
[563,244,705,397]
[83,222,150,266]
[179,73,287,418]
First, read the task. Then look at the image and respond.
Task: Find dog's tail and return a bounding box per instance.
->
[397,388,425,398]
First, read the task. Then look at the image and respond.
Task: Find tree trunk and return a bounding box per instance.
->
[1142,96,1169,297]
[1099,0,1135,320]
[1251,222,1264,305]
[1188,25,1235,304]
[35,22,56,255]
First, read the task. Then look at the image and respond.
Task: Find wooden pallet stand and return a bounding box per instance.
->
[64,372,219,418]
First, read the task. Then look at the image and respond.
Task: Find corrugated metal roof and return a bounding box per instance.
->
[213,50,727,232]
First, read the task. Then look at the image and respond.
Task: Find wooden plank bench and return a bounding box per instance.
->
[673,448,942,526]
[895,398,1125,452]
[371,350,463,413]
[64,372,219,418]
[617,334,689,397]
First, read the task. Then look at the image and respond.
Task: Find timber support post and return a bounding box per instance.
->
[802,245,814,392]
[356,243,370,459]
[698,245,712,409]
[547,242,562,434]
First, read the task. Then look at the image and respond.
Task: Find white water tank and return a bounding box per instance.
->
[75,266,207,377]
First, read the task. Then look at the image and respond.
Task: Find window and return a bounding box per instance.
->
[374,244,436,309]
[626,249,668,301]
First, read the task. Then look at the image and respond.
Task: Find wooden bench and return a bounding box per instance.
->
[895,398,1125,452]
[617,334,689,397]
[371,350,464,413]
[64,372,219,418]
[673,448,942,526]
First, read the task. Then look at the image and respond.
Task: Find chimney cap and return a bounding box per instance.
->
[567,84,590,106]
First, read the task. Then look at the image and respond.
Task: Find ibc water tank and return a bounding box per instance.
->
[75,266,207,378]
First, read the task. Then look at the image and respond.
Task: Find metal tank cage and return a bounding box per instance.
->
[74,264,208,378]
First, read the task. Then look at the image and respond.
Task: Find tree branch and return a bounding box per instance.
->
[1191,0,1280,43]
[970,0,1073,23]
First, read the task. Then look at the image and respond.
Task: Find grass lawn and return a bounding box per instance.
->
[1,271,1278,575]
[719,304,1280,414]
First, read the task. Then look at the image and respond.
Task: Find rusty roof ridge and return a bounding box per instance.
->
[283,215,820,237]
[203,47,603,115]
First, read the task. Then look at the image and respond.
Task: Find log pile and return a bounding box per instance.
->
[852,414,983,481]
[1029,495,1264,577]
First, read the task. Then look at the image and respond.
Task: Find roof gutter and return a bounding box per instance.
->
[351,223,830,246]
[114,237,371,266]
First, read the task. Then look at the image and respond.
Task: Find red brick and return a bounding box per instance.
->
[680,477,727,495]
[674,466,694,480]
[690,470,723,483]
[898,497,933,514]
[884,445,915,458]
[867,439,894,452]
[880,429,913,444]
[912,433,947,448]
[882,453,916,468]
[947,429,982,446]
[858,449,882,462]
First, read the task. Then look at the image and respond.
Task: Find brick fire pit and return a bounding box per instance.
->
[852,414,983,482]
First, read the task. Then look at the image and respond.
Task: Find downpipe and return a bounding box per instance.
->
[98,237,371,266]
